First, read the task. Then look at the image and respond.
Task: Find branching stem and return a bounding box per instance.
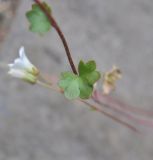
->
[34,0,78,74]
[37,76,139,133]
[32,1,146,133]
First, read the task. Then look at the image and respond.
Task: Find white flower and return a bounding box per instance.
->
[8,46,39,84]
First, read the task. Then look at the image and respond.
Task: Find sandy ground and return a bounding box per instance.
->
[0,0,20,44]
[0,0,153,159]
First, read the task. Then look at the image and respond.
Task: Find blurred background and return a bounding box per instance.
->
[0,0,153,159]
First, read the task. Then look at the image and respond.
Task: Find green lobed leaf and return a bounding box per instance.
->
[26,2,51,34]
[78,78,93,99]
[64,79,80,100]
[78,60,101,85]
[59,60,101,100]
[58,72,93,100]
[78,60,96,76]
[59,72,77,89]
[58,72,80,100]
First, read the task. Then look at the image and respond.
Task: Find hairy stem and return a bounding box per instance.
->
[81,100,140,133]
[34,0,78,74]
[92,91,153,128]
[93,90,153,117]
[37,74,139,133]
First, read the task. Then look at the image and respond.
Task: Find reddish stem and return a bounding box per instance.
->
[33,1,142,133]
[34,0,78,74]
[81,100,140,133]
[37,74,140,132]
[93,90,153,117]
[92,91,153,128]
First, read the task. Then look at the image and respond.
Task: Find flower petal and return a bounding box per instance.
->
[8,69,26,78]
[8,64,14,68]
[11,58,26,70]
[19,46,34,69]
[8,68,37,84]
[19,46,25,59]
[8,46,39,81]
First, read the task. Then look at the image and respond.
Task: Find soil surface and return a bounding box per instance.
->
[0,0,153,160]
[0,0,20,44]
